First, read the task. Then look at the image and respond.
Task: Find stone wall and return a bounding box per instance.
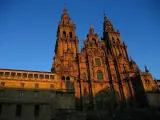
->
[0,88,75,120]
[145,91,160,108]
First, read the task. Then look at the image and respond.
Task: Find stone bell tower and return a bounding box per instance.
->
[103,14,129,61]
[51,6,79,78]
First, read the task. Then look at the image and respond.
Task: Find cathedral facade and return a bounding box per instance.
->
[0,8,157,120]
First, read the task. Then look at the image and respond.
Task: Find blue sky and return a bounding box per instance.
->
[0,0,160,79]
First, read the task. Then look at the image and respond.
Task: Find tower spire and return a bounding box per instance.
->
[130,56,133,61]
[90,24,93,29]
[52,6,78,75]
[103,13,115,32]
[63,3,67,13]
[144,65,149,72]
[104,13,107,20]
[60,4,71,24]
[89,24,94,34]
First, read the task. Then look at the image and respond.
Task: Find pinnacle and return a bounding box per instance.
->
[63,3,67,13]
[104,13,108,20]
[90,24,94,30]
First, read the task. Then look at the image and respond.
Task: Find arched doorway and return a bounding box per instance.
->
[95,87,119,110]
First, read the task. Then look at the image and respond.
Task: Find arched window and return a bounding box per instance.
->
[82,72,87,80]
[97,70,103,80]
[61,76,65,80]
[92,38,96,44]
[117,38,121,44]
[66,76,70,81]
[69,32,72,38]
[112,38,116,44]
[145,79,150,87]
[63,31,66,37]
[95,58,101,66]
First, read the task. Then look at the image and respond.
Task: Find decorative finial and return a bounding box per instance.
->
[63,3,67,13]
[130,56,133,61]
[103,10,105,16]
[103,13,107,20]
[89,24,94,34]
[90,24,93,30]
[144,65,149,72]
[123,41,126,46]
[154,77,157,82]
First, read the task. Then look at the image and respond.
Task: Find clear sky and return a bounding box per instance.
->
[0,0,160,79]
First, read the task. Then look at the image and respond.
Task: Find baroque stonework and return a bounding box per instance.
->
[0,7,158,120]
[51,8,156,108]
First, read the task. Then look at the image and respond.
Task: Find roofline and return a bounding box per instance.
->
[0,68,54,74]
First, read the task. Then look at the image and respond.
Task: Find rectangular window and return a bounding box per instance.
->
[39,74,44,79]
[69,32,72,38]
[35,84,39,89]
[34,74,38,79]
[28,74,33,78]
[22,73,27,78]
[20,83,25,88]
[95,58,101,66]
[20,91,24,97]
[0,72,4,76]
[50,84,54,88]
[0,91,3,97]
[0,104,2,116]
[4,72,10,77]
[11,72,16,77]
[34,91,39,98]
[50,75,54,80]
[50,92,55,98]
[17,73,22,77]
[45,75,49,79]
[15,105,22,117]
[34,105,39,117]
[0,82,5,87]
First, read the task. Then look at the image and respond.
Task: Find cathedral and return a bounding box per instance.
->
[0,7,158,120]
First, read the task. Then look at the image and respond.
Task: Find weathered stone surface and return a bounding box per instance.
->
[0,7,158,120]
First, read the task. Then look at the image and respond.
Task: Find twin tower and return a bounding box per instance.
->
[51,7,155,107]
[51,7,128,76]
